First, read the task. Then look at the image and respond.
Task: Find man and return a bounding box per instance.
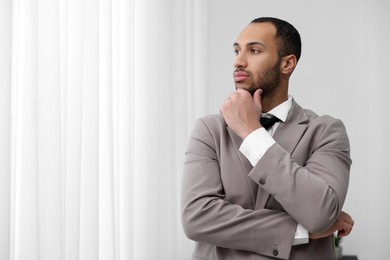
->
[181,17,354,260]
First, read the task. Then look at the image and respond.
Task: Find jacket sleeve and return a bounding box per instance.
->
[248,117,352,233]
[181,118,298,260]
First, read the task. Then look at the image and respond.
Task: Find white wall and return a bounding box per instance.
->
[204,1,390,259]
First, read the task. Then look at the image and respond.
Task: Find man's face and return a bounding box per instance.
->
[233,22,281,97]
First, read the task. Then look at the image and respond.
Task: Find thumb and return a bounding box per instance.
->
[253,88,262,109]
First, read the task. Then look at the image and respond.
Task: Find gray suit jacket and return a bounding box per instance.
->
[181,99,351,260]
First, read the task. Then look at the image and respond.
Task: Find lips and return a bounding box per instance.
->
[233,71,250,82]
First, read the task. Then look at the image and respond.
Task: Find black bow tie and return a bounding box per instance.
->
[260,115,280,130]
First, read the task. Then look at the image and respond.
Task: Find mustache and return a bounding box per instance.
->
[233,68,252,75]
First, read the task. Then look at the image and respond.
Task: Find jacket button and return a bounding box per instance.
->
[259,178,266,185]
[273,249,278,256]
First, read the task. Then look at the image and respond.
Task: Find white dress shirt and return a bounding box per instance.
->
[239,96,309,246]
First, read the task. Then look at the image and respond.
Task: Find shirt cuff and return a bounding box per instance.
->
[292,223,309,246]
[239,127,275,166]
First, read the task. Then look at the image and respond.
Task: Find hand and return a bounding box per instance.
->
[220,88,262,139]
[309,211,354,240]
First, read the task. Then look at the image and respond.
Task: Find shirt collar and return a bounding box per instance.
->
[262,95,292,123]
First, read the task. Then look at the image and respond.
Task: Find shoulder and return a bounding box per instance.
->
[193,114,226,133]
[299,108,350,153]
[304,108,346,131]
[187,114,227,152]
[291,100,349,141]
[292,99,345,129]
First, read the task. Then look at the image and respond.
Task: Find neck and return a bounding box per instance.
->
[261,85,288,113]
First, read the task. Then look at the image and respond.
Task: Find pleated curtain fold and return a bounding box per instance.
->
[0,0,208,259]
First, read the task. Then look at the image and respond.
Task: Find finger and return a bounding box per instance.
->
[253,88,262,106]
[345,217,354,227]
[337,223,353,237]
[227,92,235,99]
[236,88,248,94]
[341,212,354,226]
[340,211,352,220]
[220,99,229,115]
[234,89,251,103]
[337,228,351,237]
[337,230,346,237]
[337,229,348,237]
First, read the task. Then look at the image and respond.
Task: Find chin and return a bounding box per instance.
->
[235,83,250,90]
[235,86,257,96]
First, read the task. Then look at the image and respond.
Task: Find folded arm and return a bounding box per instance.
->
[181,118,297,259]
[248,117,352,233]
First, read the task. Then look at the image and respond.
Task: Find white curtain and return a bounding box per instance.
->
[0,0,208,259]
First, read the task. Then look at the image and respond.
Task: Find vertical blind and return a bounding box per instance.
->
[0,0,208,259]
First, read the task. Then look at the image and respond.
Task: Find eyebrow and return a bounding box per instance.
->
[233,41,266,48]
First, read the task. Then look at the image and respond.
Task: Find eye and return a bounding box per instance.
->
[234,49,240,55]
[251,48,261,54]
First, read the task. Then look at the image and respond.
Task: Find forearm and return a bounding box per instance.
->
[181,192,297,256]
[249,142,350,233]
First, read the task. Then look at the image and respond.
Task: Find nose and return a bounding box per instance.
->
[234,52,247,69]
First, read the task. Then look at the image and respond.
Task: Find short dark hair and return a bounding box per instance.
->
[251,17,301,61]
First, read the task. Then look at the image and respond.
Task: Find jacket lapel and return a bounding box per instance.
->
[255,99,309,209]
[273,99,309,155]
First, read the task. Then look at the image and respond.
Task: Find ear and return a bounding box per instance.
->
[280,54,297,75]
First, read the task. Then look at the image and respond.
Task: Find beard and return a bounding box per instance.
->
[237,58,282,97]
